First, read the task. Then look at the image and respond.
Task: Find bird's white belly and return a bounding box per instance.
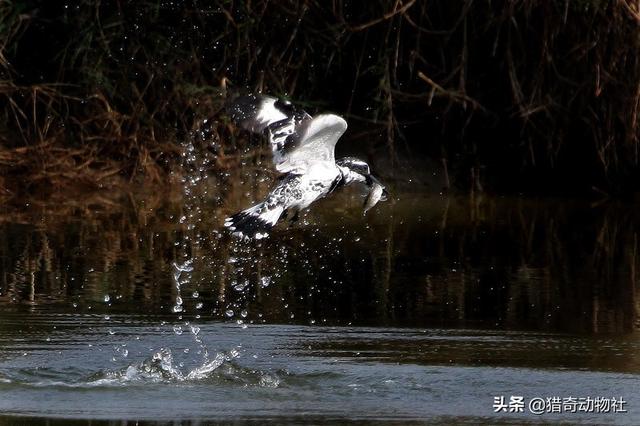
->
[297,163,339,209]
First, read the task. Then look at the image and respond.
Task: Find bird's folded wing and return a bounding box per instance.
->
[227,94,347,173]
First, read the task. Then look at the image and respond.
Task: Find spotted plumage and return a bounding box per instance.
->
[225,94,388,239]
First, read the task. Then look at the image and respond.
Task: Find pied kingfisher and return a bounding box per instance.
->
[224,93,388,239]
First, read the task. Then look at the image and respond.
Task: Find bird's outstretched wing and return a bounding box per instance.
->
[227,94,347,173]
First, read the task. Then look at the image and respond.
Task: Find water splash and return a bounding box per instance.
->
[172,260,194,314]
[85,347,279,387]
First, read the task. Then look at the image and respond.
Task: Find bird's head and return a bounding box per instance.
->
[336,157,388,213]
[336,157,371,179]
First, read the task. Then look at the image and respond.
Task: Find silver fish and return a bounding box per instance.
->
[363,176,388,214]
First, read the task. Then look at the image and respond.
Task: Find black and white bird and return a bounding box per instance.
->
[224,94,388,239]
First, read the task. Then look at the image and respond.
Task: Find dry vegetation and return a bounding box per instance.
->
[0,0,639,196]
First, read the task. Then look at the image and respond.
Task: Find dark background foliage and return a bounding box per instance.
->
[0,0,639,195]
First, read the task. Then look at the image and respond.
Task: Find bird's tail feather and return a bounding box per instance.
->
[224,203,284,239]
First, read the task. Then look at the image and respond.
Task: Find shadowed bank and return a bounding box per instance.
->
[0,1,639,196]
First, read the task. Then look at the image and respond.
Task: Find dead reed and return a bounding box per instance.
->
[0,1,638,195]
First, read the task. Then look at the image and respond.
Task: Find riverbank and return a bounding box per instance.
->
[1,1,639,196]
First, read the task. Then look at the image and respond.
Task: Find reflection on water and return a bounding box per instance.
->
[1,188,638,334]
[0,163,639,423]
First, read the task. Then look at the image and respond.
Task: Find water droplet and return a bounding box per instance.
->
[259,276,272,288]
[192,291,199,298]
[225,309,234,317]
[233,280,249,292]
[173,325,183,335]
[104,295,111,303]
[240,309,248,318]
[172,260,194,277]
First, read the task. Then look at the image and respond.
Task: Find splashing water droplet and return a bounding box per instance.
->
[259,276,272,288]
[233,280,249,292]
[104,295,111,303]
[240,309,248,318]
[259,374,280,388]
[225,309,234,317]
[172,260,194,279]
[173,325,183,335]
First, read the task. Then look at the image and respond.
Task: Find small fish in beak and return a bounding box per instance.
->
[363,176,388,214]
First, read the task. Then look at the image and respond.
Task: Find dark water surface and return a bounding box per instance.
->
[0,180,639,424]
